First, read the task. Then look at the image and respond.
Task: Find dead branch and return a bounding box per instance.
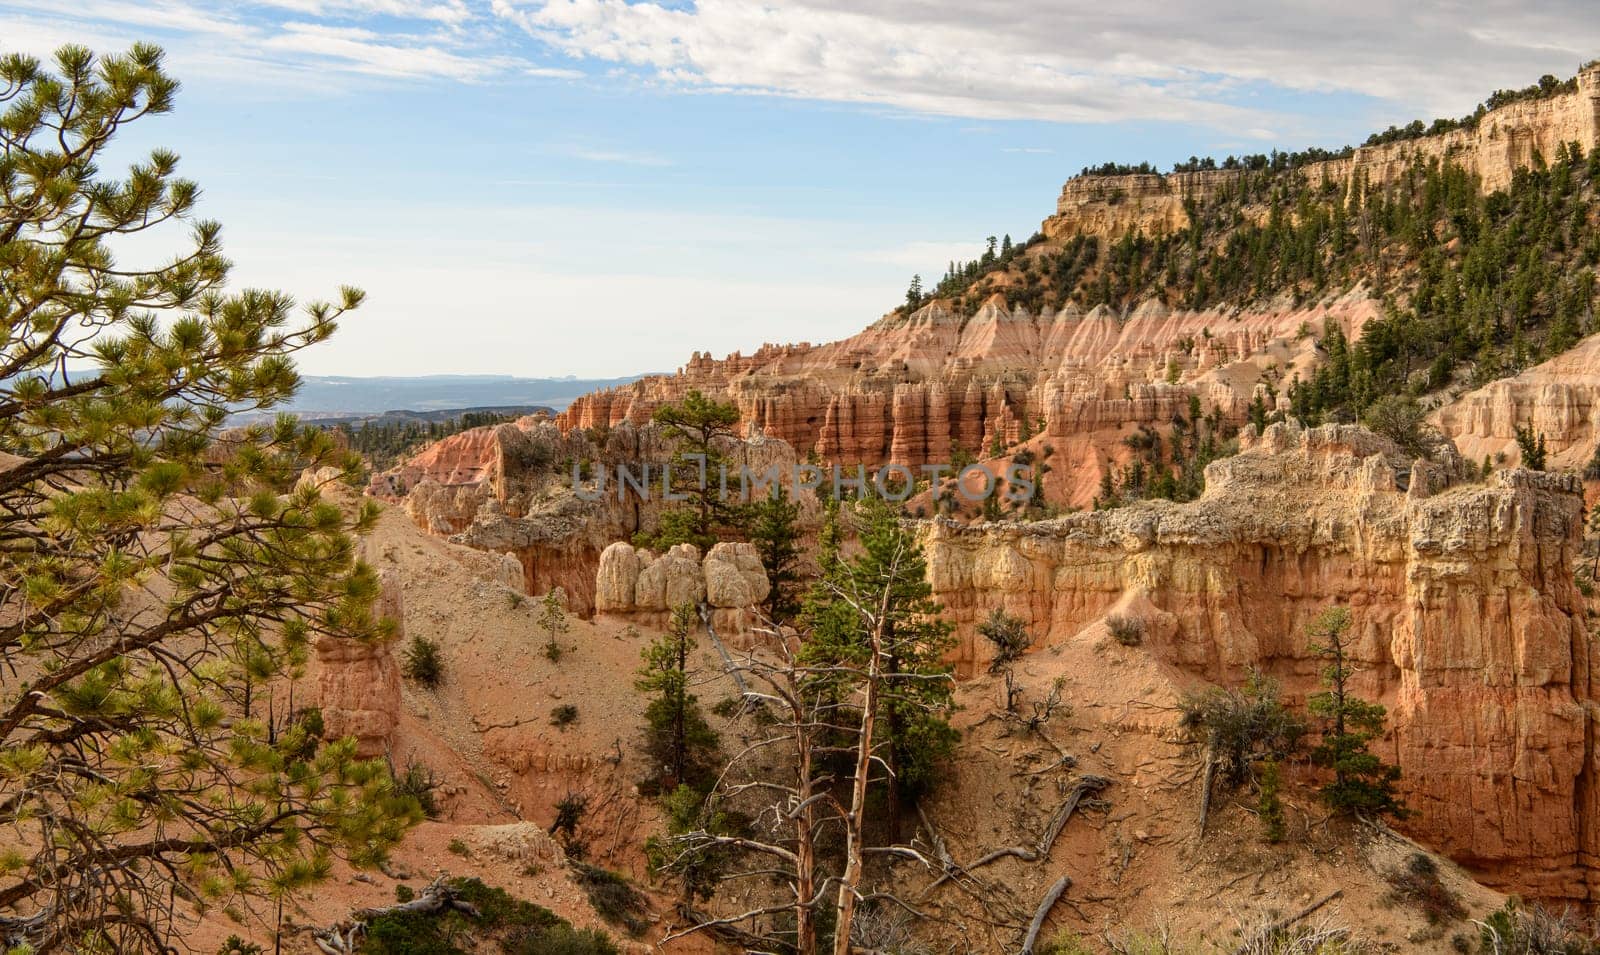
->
[1021,875,1073,955]
[1197,742,1217,837]
[923,774,1109,894]
[1230,890,1344,955]
[312,876,478,955]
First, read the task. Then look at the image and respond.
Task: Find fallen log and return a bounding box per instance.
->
[313,875,479,955]
[1020,875,1072,955]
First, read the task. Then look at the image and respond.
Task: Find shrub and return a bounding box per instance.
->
[551,704,579,729]
[573,864,649,937]
[1476,898,1598,955]
[217,936,262,955]
[1179,670,1305,789]
[1386,853,1465,925]
[395,884,415,903]
[363,877,620,955]
[447,838,469,856]
[1258,758,1286,843]
[977,608,1032,672]
[393,760,440,818]
[551,791,589,857]
[1106,614,1145,646]
[403,635,444,687]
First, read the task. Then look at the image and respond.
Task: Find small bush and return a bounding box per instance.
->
[1387,853,1465,925]
[1180,670,1305,789]
[573,863,649,937]
[362,877,620,955]
[447,837,470,857]
[217,936,262,955]
[1106,614,1145,646]
[551,704,579,729]
[395,884,415,903]
[1258,758,1286,843]
[1475,898,1598,955]
[551,791,589,857]
[977,608,1032,672]
[403,635,444,687]
[393,760,440,818]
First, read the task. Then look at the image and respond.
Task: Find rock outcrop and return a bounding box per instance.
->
[594,540,771,635]
[316,567,405,758]
[1436,330,1600,470]
[557,295,1378,505]
[1047,65,1600,242]
[922,422,1595,905]
[370,419,803,614]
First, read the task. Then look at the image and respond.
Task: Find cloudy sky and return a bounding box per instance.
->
[3,1,1598,377]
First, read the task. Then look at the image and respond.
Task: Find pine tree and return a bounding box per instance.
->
[802,499,956,819]
[748,486,803,622]
[645,390,744,550]
[539,588,571,662]
[636,604,719,792]
[1515,424,1548,469]
[1306,607,1406,818]
[0,45,420,950]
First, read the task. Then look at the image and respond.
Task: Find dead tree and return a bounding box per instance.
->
[311,876,480,954]
[660,545,953,955]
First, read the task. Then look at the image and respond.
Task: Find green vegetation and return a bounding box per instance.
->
[551,703,579,728]
[404,634,446,686]
[749,486,804,622]
[393,760,440,818]
[539,588,571,662]
[803,499,957,811]
[0,44,422,950]
[636,604,721,793]
[572,864,649,938]
[1094,397,1237,507]
[977,608,1032,673]
[336,410,520,471]
[639,389,746,550]
[359,878,620,955]
[1306,607,1406,819]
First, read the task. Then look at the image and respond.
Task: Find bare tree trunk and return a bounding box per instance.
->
[795,697,819,955]
[834,610,887,955]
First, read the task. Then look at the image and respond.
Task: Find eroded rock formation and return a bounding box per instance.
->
[316,567,404,758]
[595,540,771,635]
[1047,65,1600,241]
[922,421,1595,904]
[370,419,802,613]
[1436,331,1600,470]
[558,295,1378,504]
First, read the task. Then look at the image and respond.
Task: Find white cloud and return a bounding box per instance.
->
[0,0,531,86]
[263,20,522,79]
[493,0,1600,126]
[525,64,582,78]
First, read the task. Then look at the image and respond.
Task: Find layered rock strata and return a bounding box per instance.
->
[370,419,802,614]
[922,422,1595,904]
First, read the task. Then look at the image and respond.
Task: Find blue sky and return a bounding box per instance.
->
[3,1,1598,377]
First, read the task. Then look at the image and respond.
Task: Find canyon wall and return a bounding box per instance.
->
[1046,65,1600,241]
[1436,331,1600,471]
[558,295,1379,500]
[370,418,803,614]
[922,421,1596,904]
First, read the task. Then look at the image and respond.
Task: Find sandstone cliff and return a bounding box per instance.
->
[1045,65,1600,241]
[370,418,803,613]
[922,421,1596,904]
[559,294,1379,505]
[1435,330,1600,470]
